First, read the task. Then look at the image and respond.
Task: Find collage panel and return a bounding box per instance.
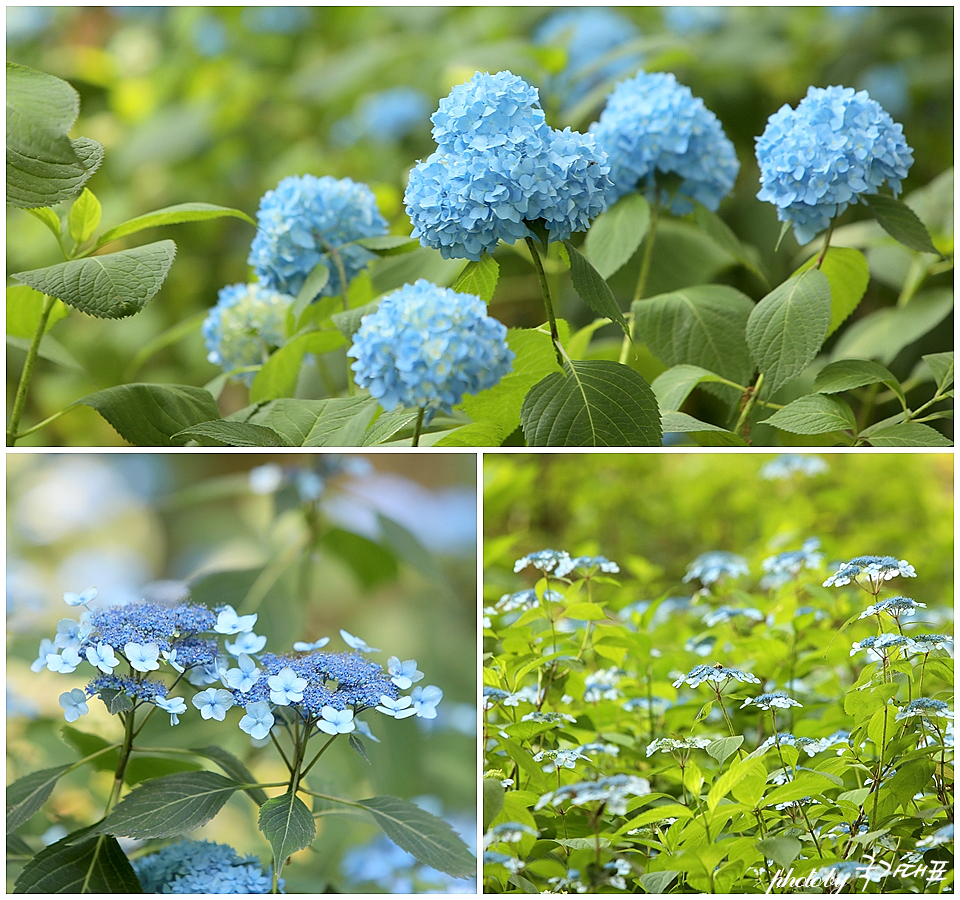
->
[482,452,953,893]
[7,452,478,893]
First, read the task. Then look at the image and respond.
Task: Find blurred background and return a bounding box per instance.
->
[6,6,953,445]
[7,451,478,893]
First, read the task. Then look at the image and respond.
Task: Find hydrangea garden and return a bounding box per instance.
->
[6,7,953,446]
[483,453,953,892]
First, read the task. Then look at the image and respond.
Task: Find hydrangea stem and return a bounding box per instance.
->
[815,220,836,269]
[412,407,426,447]
[618,198,661,365]
[525,237,563,366]
[733,372,765,439]
[7,293,56,446]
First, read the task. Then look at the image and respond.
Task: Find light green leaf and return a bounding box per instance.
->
[452,254,499,302]
[353,234,419,254]
[813,358,905,407]
[795,246,870,336]
[761,394,856,435]
[707,736,744,765]
[632,284,755,386]
[564,240,629,334]
[864,193,942,256]
[746,270,831,394]
[67,187,101,245]
[361,408,420,446]
[258,791,315,878]
[652,364,731,412]
[583,193,650,279]
[859,422,952,447]
[250,331,346,403]
[6,284,69,339]
[761,773,842,808]
[757,836,802,868]
[27,205,63,238]
[923,352,954,392]
[77,383,222,447]
[707,758,766,812]
[359,795,476,878]
[639,871,679,893]
[173,421,291,447]
[94,202,255,249]
[13,240,177,319]
[521,360,661,446]
[483,779,505,832]
[6,765,71,833]
[229,397,376,447]
[332,298,379,341]
[693,202,769,288]
[292,262,330,319]
[660,411,747,446]
[13,832,142,893]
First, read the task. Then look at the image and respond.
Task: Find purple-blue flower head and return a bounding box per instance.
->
[132,839,278,894]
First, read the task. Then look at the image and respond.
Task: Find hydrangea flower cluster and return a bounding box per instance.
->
[535,774,651,816]
[823,555,916,589]
[590,71,740,212]
[895,698,953,722]
[201,283,293,385]
[756,85,914,244]
[485,822,538,846]
[850,633,914,657]
[741,692,803,711]
[759,454,830,480]
[131,839,278,894]
[683,550,750,586]
[348,279,514,423]
[404,71,612,260]
[858,595,926,620]
[672,664,761,689]
[645,736,713,757]
[333,87,431,147]
[702,605,764,627]
[513,548,620,579]
[248,173,388,299]
[760,537,824,589]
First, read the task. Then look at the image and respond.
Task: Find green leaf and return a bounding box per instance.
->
[258,791,315,877]
[376,512,445,582]
[582,193,650,279]
[564,240,629,335]
[521,360,661,446]
[652,364,732,412]
[358,795,476,878]
[813,358,905,407]
[923,352,954,392]
[98,687,134,715]
[67,188,101,245]
[6,284,69,339]
[77,383,222,447]
[323,527,398,589]
[99,771,241,839]
[348,734,371,765]
[483,779,505,832]
[94,202,254,249]
[361,408,420,446]
[59,727,118,773]
[123,757,203,786]
[632,285,755,386]
[250,331,346,402]
[229,397,377,447]
[693,201,769,288]
[761,773,840,808]
[27,206,62,238]
[174,420,291,447]
[13,240,177,319]
[189,746,268,807]
[864,193,941,256]
[757,836,802,868]
[707,736,744,765]
[332,298,379,341]
[452,254,500,302]
[795,246,871,336]
[6,765,71,833]
[746,270,831,394]
[14,833,142,893]
[859,422,952,447]
[761,394,856,435]
[292,263,330,320]
[353,234,419,254]
[8,834,33,859]
[707,758,766,812]
[6,63,103,208]
[660,412,747,446]
[7,333,85,373]
[639,871,679,893]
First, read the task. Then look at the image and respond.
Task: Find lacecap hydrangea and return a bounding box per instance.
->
[590,70,740,212]
[404,71,612,261]
[756,85,914,244]
[348,279,514,422]
[131,839,279,893]
[202,283,293,384]
[248,174,388,300]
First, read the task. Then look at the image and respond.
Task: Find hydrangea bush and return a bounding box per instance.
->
[7,10,952,446]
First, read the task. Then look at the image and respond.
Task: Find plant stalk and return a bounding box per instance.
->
[525,236,563,366]
[7,293,56,446]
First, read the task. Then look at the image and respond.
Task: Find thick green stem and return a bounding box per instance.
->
[733,372,765,439]
[412,407,426,447]
[8,293,56,446]
[525,237,563,366]
[105,709,138,816]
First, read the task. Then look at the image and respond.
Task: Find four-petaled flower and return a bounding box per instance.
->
[155,696,187,726]
[125,641,161,673]
[340,629,380,654]
[293,638,330,652]
[224,654,261,693]
[46,646,82,674]
[411,684,443,719]
[239,701,276,739]
[387,657,424,690]
[318,705,356,735]
[63,586,98,607]
[31,638,56,673]
[215,605,258,635]
[59,688,89,722]
[225,631,268,656]
[85,642,119,674]
[376,695,417,719]
[192,688,236,721]
[741,692,803,710]
[268,667,308,705]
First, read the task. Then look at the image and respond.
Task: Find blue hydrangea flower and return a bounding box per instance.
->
[895,698,952,722]
[376,695,416,718]
[248,174,388,300]
[672,664,761,688]
[759,454,829,480]
[318,705,356,734]
[535,774,651,816]
[84,642,119,674]
[239,701,275,739]
[513,549,571,574]
[387,657,424,690]
[555,555,620,578]
[348,279,514,422]
[411,684,443,719]
[340,629,380,653]
[533,7,642,111]
[155,695,187,726]
[486,821,539,844]
[590,70,740,212]
[645,736,712,757]
[202,283,293,385]
[702,605,765,626]
[663,6,725,34]
[850,633,914,657]
[224,653,261,692]
[192,688,236,721]
[823,555,916,588]
[131,839,279,893]
[405,71,611,261]
[59,688,89,722]
[858,595,926,620]
[756,85,914,244]
[683,551,750,586]
[760,537,824,588]
[908,634,951,654]
[215,604,258,635]
[343,87,431,146]
[88,673,169,705]
[741,692,803,710]
[64,586,98,608]
[125,641,161,673]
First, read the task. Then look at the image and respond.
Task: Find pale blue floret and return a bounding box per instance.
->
[760,537,824,588]
[824,555,916,587]
[673,664,761,688]
[214,605,258,635]
[756,85,914,244]
[859,596,926,620]
[340,629,381,654]
[895,698,952,721]
[377,695,417,718]
[132,839,278,894]
[125,641,161,673]
[47,646,82,674]
[513,549,572,574]
[555,555,620,578]
[318,705,356,734]
[31,638,56,673]
[59,688,89,722]
[293,638,331,652]
[85,642,119,674]
[155,695,187,725]
[759,454,829,480]
[741,692,803,710]
[239,701,275,739]
[224,654,261,693]
[193,688,236,721]
[225,631,267,656]
[248,173,387,299]
[201,283,293,385]
[267,666,308,705]
[348,280,514,423]
[387,657,424,690]
[683,551,750,586]
[590,70,740,212]
[63,586,98,607]
[411,684,443,718]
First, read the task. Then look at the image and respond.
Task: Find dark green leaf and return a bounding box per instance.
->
[249,330,346,403]
[228,397,376,447]
[123,757,203,786]
[564,240,629,335]
[67,188,101,245]
[174,420,291,448]
[864,193,942,256]
[694,202,769,288]
[813,358,905,407]
[923,352,954,392]
[377,512,445,583]
[94,202,255,249]
[483,779,505,832]
[632,285,755,386]
[14,833,142,893]
[190,746,268,807]
[7,765,71,833]
[13,241,177,319]
[652,364,731,412]
[99,771,241,839]
[359,795,476,878]
[796,246,870,336]
[859,422,952,447]
[761,394,856,435]
[452,254,500,302]
[583,193,650,279]
[7,333,85,373]
[77,383,222,447]
[7,834,33,859]
[746,270,831,394]
[348,734,371,765]
[660,412,747,446]
[521,360,661,446]
[292,263,330,320]
[258,791,315,877]
[98,688,134,715]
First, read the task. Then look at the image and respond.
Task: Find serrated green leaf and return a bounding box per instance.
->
[361,408,420,446]
[813,358,905,407]
[99,771,241,839]
[123,757,203,786]
[258,791,315,877]
[694,201,769,288]
[660,411,747,446]
[564,241,629,334]
[639,871,679,893]
[189,746,268,807]
[746,270,831,394]
[707,736,744,765]
[652,364,732,411]
[67,187,101,245]
[757,836,802,868]
[332,298,380,341]
[483,779,505,832]
[250,330,346,403]
[583,192,650,279]
[94,202,254,249]
[13,240,177,319]
[292,263,330,319]
[358,795,476,878]
[99,687,134,714]
[633,285,755,386]
[860,422,952,447]
[761,393,856,435]
[173,421,291,447]
[923,352,954,392]
[13,833,142,893]
[452,254,499,302]
[795,246,870,336]
[521,360,661,446]
[6,284,69,339]
[234,396,379,446]
[6,765,71,833]
[707,758,766,812]
[864,193,941,256]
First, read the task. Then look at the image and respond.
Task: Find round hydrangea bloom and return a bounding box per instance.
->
[202,283,292,385]
[348,279,514,422]
[756,85,914,244]
[248,174,388,299]
[590,71,740,212]
[131,839,279,893]
[405,71,611,261]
